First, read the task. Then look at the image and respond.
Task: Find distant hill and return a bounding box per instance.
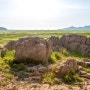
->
[0,27,7,30]
[62,25,90,30]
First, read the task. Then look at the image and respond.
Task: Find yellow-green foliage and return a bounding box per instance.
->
[63,74,83,83]
[49,52,62,63]
[4,50,15,65]
[2,73,13,80]
[43,72,59,85]
[62,49,69,56]
[63,69,83,83]
[83,68,90,73]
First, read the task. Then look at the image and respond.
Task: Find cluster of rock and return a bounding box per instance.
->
[49,34,90,54]
[55,58,79,76]
[4,34,90,64]
[5,37,52,64]
[77,59,90,79]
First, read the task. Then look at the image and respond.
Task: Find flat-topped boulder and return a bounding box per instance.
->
[5,37,52,64]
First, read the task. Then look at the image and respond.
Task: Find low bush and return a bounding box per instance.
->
[49,52,62,63]
[62,49,69,56]
[83,68,90,73]
[2,73,13,80]
[12,63,25,72]
[63,74,83,83]
[43,72,59,85]
[3,50,15,65]
[63,69,83,83]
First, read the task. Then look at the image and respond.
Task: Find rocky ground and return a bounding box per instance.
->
[0,58,90,90]
[0,34,90,90]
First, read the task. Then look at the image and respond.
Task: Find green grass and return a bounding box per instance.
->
[43,72,59,85]
[0,30,90,44]
[82,68,90,73]
[3,50,15,65]
[12,63,25,72]
[63,74,83,83]
[49,52,62,63]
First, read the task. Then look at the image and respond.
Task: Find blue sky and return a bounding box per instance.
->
[0,0,90,30]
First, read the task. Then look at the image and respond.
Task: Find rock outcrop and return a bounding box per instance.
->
[77,59,90,67]
[55,58,79,76]
[49,34,90,54]
[5,37,52,64]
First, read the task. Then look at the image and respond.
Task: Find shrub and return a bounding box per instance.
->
[3,50,15,65]
[12,63,25,72]
[2,73,13,80]
[62,49,69,56]
[49,52,61,63]
[0,61,4,71]
[63,74,83,83]
[43,72,59,85]
[83,68,90,73]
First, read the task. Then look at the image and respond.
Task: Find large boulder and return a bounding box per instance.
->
[49,34,90,54]
[60,34,90,54]
[5,37,52,64]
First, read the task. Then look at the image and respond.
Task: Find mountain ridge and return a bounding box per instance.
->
[0,27,7,30]
[62,25,90,30]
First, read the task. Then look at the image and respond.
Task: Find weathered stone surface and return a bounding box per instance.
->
[77,59,90,67]
[49,36,65,52]
[49,34,90,54]
[79,70,87,75]
[5,37,52,64]
[80,74,90,79]
[55,58,79,76]
[5,41,16,50]
[1,49,7,58]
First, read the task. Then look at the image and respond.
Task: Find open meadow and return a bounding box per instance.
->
[0,30,90,45]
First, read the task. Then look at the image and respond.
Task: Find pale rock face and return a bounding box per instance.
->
[5,37,52,64]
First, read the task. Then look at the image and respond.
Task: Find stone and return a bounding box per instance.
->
[80,74,90,79]
[40,84,50,90]
[5,41,17,50]
[37,64,47,73]
[1,49,7,58]
[79,70,87,75]
[5,37,52,64]
[55,58,79,76]
[49,34,90,55]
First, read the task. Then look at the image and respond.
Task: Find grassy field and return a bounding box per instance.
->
[0,30,90,88]
[0,30,90,45]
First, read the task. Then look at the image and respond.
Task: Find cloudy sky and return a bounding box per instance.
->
[0,0,90,30]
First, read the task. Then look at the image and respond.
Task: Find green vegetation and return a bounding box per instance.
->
[2,73,13,80]
[63,74,83,83]
[0,30,90,87]
[0,30,90,44]
[3,50,15,65]
[82,68,90,73]
[63,69,83,83]
[12,63,25,72]
[49,50,90,64]
[49,52,62,63]
[43,72,59,85]
[62,49,69,56]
